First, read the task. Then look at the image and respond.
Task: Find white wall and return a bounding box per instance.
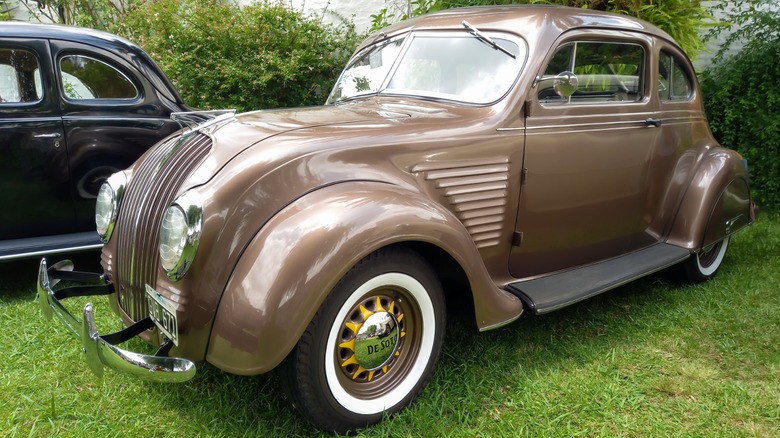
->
[4,0,48,22]
[283,0,385,33]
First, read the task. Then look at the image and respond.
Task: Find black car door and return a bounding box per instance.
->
[50,39,181,231]
[0,39,73,240]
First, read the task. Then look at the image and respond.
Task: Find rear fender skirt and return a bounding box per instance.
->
[667,148,754,249]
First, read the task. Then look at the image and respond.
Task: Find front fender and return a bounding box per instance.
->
[667,148,754,249]
[205,181,522,375]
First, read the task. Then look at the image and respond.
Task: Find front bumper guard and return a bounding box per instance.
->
[36,258,196,383]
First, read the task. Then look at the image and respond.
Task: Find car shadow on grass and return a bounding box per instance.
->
[0,250,103,300]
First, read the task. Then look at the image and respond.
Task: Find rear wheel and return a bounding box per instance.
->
[279,248,446,434]
[676,236,730,283]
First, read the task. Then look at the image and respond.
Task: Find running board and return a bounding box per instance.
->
[506,244,690,315]
[0,232,102,261]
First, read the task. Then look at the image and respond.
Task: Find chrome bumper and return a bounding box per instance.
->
[36,258,196,382]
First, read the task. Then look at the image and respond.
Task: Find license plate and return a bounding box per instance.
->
[145,284,179,345]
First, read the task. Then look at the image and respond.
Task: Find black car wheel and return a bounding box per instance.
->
[677,236,730,283]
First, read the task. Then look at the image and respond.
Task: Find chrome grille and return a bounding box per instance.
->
[114,132,212,321]
[413,158,510,248]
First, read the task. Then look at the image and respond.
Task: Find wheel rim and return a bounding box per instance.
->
[324,273,436,415]
[696,236,729,276]
[337,294,406,382]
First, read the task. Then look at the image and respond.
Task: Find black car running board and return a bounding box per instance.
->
[506,243,690,315]
[0,232,102,261]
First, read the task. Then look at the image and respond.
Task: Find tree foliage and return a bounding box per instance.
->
[0,1,11,20]
[113,0,359,111]
[26,0,360,112]
[700,1,780,210]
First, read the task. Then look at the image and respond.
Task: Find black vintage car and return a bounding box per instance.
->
[0,22,188,260]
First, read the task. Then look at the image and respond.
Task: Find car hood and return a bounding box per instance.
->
[185,100,464,187]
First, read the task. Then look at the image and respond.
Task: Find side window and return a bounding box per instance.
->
[0,48,42,103]
[658,50,692,101]
[538,41,644,104]
[59,55,138,100]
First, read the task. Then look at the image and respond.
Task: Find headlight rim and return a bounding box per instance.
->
[95,172,127,243]
[159,191,204,281]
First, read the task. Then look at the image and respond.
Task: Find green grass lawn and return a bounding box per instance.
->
[1,214,778,437]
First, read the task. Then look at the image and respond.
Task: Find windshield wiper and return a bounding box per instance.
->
[462,21,516,59]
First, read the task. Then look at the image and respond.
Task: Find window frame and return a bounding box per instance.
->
[57,53,141,103]
[658,49,693,102]
[536,39,647,106]
[0,47,44,105]
[329,30,529,106]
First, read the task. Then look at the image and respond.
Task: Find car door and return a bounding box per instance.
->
[50,39,181,230]
[0,39,74,240]
[509,33,661,279]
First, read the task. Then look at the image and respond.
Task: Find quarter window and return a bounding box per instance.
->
[538,41,645,104]
[658,51,692,101]
[0,48,42,103]
[59,55,138,100]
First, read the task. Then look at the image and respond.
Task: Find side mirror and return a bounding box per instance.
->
[553,71,578,98]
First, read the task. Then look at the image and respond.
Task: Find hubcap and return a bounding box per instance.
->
[337,295,405,383]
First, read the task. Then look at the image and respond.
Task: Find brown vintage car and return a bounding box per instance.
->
[37,5,754,433]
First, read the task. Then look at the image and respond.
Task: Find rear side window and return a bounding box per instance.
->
[658,51,692,101]
[59,55,138,100]
[0,48,42,103]
[538,41,645,104]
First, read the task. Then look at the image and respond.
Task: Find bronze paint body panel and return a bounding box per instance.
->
[92,6,753,375]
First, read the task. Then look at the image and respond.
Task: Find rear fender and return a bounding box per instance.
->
[205,181,522,375]
[667,148,754,249]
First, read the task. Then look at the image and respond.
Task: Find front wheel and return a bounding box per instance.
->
[279,248,446,434]
[675,236,730,283]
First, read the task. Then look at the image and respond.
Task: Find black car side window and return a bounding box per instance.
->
[538,41,645,105]
[0,48,42,103]
[59,55,138,100]
[658,50,692,101]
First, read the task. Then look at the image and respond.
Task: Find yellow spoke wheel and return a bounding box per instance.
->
[280,248,446,434]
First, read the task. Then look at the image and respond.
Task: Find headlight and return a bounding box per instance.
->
[160,206,188,271]
[159,191,203,281]
[94,172,127,242]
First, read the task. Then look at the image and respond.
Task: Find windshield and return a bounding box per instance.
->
[327,32,525,105]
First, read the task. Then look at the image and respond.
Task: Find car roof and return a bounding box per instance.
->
[0,22,142,52]
[0,22,184,104]
[362,5,676,51]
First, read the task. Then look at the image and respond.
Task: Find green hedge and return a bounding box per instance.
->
[700,39,780,210]
[110,0,360,112]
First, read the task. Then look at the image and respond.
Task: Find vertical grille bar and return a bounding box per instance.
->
[114,132,212,321]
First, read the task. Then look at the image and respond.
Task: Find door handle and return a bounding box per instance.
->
[644,118,662,127]
[33,132,63,139]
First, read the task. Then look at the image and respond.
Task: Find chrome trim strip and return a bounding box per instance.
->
[0,243,103,262]
[478,297,523,332]
[526,119,651,130]
[36,258,196,383]
[496,127,526,132]
[526,116,707,131]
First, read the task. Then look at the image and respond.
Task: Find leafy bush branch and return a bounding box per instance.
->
[700,0,780,210]
[25,0,360,112]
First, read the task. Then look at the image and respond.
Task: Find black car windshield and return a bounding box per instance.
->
[327,31,525,105]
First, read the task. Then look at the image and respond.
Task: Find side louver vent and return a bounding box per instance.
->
[412,158,510,248]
